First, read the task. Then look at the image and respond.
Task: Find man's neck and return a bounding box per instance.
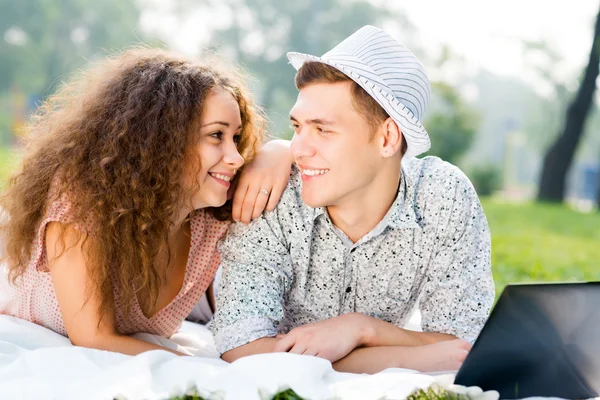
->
[326,164,401,243]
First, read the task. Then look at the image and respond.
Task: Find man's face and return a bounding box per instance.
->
[289,81,385,209]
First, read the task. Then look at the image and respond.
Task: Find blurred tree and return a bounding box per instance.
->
[521,40,573,151]
[173,0,414,136]
[424,81,479,164]
[0,0,141,95]
[537,5,600,203]
[468,164,502,197]
[422,45,479,165]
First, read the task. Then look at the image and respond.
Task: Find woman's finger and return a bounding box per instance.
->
[231,179,249,222]
[239,184,260,224]
[266,179,286,211]
[251,186,271,220]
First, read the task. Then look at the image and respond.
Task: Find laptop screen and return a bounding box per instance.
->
[454,282,600,399]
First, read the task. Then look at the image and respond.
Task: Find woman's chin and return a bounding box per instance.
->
[192,194,227,210]
[209,194,228,208]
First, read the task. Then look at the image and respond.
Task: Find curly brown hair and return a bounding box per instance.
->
[0,47,265,322]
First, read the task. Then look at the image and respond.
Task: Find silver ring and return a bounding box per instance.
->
[260,189,269,196]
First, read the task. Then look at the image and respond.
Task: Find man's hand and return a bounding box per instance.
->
[273,313,369,362]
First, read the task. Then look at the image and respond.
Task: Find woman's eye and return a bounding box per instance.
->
[210,131,223,140]
[233,134,242,144]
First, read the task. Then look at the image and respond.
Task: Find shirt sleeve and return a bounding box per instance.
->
[210,189,295,355]
[419,166,495,343]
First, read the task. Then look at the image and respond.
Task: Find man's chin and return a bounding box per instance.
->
[301,192,327,209]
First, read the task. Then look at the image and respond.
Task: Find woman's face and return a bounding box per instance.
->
[184,87,245,210]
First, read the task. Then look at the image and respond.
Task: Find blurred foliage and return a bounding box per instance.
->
[0,0,142,95]
[424,81,480,165]
[0,147,21,191]
[468,164,502,197]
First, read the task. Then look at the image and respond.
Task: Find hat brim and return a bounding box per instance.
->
[287,51,431,158]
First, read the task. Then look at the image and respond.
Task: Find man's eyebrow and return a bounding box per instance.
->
[201,121,242,129]
[289,115,336,125]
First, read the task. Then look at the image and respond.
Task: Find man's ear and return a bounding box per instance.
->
[380,118,403,158]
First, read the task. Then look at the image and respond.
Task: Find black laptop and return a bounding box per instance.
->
[454,282,600,399]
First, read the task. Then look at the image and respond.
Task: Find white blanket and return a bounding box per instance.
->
[0,314,498,400]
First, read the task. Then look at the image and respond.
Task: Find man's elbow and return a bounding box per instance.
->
[221,343,259,362]
[221,349,242,363]
[220,337,280,362]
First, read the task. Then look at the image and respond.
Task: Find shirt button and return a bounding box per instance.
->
[346,287,352,293]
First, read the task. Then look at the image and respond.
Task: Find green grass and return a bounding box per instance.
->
[482,199,600,298]
[1,146,599,298]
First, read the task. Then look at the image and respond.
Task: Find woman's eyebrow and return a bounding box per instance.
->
[201,121,242,129]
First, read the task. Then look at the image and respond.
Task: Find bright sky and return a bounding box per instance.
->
[396,1,598,79]
[141,0,599,88]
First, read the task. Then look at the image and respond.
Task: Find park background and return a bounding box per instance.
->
[2,0,600,299]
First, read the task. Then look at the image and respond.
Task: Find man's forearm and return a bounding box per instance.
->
[332,346,402,373]
[332,345,443,374]
[221,337,280,362]
[361,315,456,347]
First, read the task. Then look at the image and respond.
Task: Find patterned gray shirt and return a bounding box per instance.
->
[212,156,494,354]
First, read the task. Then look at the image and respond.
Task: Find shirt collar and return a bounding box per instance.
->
[311,165,421,231]
[386,165,422,230]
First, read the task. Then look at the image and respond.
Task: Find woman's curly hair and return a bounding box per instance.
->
[0,47,265,322]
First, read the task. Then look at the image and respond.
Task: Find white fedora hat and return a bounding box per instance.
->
[287,25,431,158]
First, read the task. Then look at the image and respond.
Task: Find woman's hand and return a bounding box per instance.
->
[232,139,292,224]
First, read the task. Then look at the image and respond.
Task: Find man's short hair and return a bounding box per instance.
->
[294,61,408,156]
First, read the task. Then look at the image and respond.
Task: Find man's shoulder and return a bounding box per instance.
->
[404,156,478,207]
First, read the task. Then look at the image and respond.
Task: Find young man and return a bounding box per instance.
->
[211,26,494,374]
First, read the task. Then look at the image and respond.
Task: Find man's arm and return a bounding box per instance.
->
[360,314,457,347]
[332,339,471,374]
[419,166,495,343]
[211,181,297,358]
[221,337,280,362]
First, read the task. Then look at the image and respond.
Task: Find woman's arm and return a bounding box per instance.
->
[46,222,185,356]
[232,139,292,224]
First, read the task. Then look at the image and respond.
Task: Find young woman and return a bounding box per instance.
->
[0,48,291,356]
